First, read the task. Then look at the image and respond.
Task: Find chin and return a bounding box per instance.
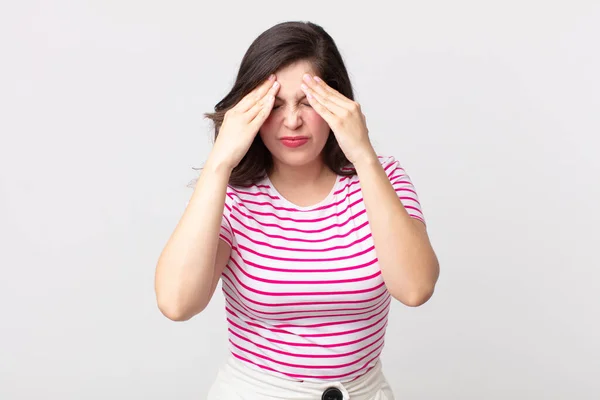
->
[268,145,323,167]
[272,152,315,167]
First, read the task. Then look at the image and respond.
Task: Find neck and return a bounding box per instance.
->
[269,157,333,188]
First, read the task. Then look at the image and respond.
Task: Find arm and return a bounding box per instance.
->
[355,152,440,307]
[154,159,232,321]
[296,73,439,306]
[155,75,280,321]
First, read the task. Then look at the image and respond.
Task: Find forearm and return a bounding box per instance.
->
[154,158,232,319]
[354,152,439,306]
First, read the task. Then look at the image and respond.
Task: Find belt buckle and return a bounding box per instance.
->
[322,386,343,400]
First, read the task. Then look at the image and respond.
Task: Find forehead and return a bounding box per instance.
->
[274,60,315,100]
[275,59,316,79]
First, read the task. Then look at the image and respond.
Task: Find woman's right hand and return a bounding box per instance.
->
[207,75,280,172]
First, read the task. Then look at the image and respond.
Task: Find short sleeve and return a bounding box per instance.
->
[218,188,234,247]
[379,155,426,225]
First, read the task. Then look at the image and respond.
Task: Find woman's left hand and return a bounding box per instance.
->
[300,74,376,165]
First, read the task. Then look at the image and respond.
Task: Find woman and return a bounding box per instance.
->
[155,21,440,400]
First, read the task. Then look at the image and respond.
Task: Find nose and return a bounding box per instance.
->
[282,107,302,130]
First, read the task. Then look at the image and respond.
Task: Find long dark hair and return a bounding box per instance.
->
[203,21,357,187]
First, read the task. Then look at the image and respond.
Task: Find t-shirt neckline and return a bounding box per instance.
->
[264,174,341,211]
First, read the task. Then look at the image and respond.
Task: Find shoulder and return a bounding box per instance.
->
[376,154,397,166]
[374,154,405,176]
[342,154,401,173]
[224,179,273,205]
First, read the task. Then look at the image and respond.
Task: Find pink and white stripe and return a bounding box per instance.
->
[216,155,424,382]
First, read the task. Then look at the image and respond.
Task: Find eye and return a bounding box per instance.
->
[301,102,312,107]
[272,105,281,109]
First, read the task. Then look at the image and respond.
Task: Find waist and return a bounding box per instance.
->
[214,353,391,399]
[225,311,390,381]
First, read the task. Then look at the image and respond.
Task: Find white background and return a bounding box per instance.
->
[1,1,598,399]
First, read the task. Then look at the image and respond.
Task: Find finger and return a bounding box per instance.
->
[304,74,353,110]
[248,95,275,131]
[300,86,337,127]
[236,75,277,113]
[246,81,279,121]
[301,82,347,117]
[313,76,344,98]
[237,76,276,113]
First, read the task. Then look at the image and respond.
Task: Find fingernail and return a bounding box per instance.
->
[269,74,275,81]
[301,83,308,91]
[303,74,312,82]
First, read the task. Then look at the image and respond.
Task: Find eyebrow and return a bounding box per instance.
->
[274,94,307,102]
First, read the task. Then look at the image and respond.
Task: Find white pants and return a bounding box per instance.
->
[207,356,395,400]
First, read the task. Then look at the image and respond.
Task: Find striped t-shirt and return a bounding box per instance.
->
[215,155,425,382]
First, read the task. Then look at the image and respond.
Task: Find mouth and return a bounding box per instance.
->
[280,136,309,148]
[280,136,309,140]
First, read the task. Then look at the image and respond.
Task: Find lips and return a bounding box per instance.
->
[280,136,308,140]
[280,136,309,148]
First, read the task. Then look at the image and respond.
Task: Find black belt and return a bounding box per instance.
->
[322,386,343,400]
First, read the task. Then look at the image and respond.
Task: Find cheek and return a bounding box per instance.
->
[303,110,330,133]
[259,116,278,137]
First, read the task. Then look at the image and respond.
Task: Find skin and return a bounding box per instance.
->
[155,75,281,321]
[155,59,439,322]
[259,60,339,206]
[297,68,440,306]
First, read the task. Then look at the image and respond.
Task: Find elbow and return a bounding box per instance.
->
[399,259,440,307]
[156,294,206,322]
[405,287,436,307]
[390,284,436,307]
[155,270,208,322]
[158,304,192,322]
